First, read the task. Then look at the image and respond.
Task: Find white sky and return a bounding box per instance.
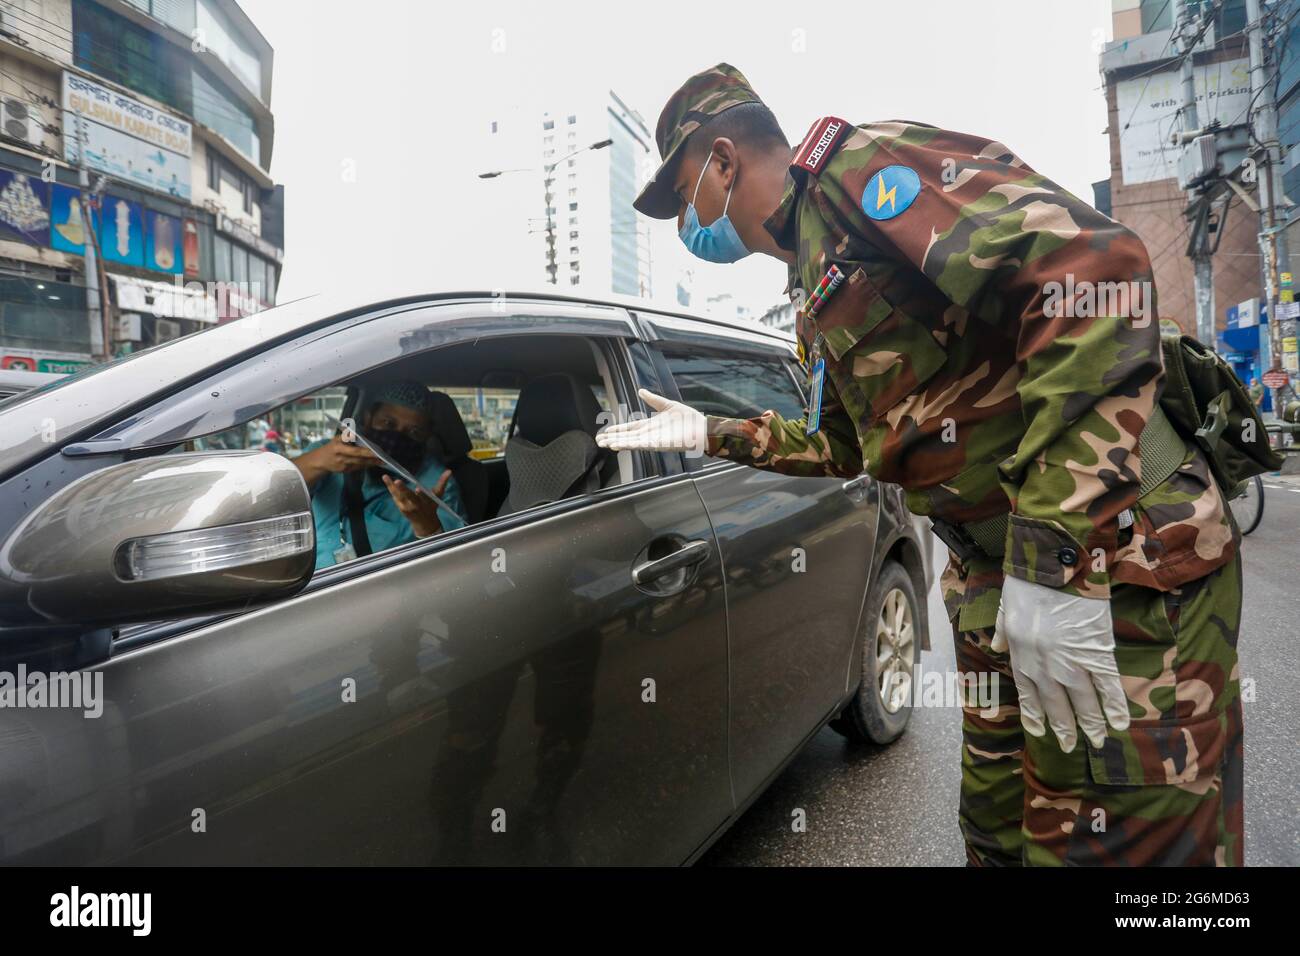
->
[238,0,1116,316]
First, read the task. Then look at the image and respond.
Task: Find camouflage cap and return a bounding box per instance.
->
[633,63,764,220]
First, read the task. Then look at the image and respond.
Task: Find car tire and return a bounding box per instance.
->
[830,560,921,745]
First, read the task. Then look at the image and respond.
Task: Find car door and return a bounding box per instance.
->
[0,299,731,866]
[639,313,880,803]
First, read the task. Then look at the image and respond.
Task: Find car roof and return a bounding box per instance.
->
[490,286,794,343]
[278,282,793,344]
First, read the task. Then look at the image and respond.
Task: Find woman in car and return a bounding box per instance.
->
[293,380,468,569]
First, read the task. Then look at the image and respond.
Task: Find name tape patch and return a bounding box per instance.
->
[794,116,850,175]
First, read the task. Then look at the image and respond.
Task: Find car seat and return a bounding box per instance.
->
[426,390,490,524]
[495,373,616,518]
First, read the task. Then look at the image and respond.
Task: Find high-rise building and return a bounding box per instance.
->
[0,0,283,374]
[483,88,653,298]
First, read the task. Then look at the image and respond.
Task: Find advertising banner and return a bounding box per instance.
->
[145,210,183,274]
[183,218,201,276]
[49,182,88,255]
[99,194,145,267]
[1116,58,1250,185]
[62,72,193,200]
[0,169,50,246]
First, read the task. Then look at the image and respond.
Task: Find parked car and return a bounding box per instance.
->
[0,289,931,865]
[0,368,64,401]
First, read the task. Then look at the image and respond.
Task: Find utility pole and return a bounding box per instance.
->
[1245,0,1292,411]
[1174,0,1218,345]
[73,114,108,362]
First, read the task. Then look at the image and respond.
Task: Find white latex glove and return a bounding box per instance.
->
[991,576,1130,752]
[595,388,707,455]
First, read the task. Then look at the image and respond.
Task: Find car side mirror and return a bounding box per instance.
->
[0,451,316,628]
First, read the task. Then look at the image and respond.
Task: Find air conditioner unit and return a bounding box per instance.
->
[155,319,181,343]
[1,97,42,146]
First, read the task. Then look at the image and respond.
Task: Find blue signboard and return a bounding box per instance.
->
[98,194,144,267]
[1221,324,1264,355]
[49,182,88,255]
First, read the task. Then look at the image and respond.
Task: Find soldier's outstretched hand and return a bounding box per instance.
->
[596,388,708,455]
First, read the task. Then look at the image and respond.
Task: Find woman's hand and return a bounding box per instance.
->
[294,434,380,488]
[383,469,453,538]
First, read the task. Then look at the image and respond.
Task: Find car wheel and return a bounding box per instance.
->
[830,560,921,745]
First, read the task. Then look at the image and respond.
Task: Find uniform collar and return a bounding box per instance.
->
[764,116,852,258]
[762,169,803,255]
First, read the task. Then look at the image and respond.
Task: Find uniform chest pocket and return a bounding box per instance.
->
[811,267,949,422]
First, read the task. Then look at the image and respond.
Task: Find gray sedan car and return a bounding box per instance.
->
[0,290,931,865]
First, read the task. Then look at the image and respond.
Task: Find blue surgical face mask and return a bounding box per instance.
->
[678,155,750,263]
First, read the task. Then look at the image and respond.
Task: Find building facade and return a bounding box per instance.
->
[0,0,282,375]
[1100,0,1298,388]
[1274,0,1300,379]
[757,299,794,337]
[484,88,653,299]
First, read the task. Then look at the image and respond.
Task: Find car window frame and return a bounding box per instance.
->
[112,332,676,651]
[66,299,639,456]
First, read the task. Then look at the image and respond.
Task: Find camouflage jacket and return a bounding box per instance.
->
[707,118,1237,630]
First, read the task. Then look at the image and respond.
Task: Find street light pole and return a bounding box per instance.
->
[480,138,612,286]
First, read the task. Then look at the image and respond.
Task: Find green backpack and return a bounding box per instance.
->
[1159,334,1284,497]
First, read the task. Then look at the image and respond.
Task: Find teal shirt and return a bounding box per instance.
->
[302,439,468,571]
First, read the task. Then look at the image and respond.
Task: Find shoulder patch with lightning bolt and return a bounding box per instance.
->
[862,164,921,221]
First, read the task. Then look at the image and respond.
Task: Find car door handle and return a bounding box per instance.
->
[632,539,711,586]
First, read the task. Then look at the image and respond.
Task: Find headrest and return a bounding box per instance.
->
[426,390,472,460]
[514,373,602,446]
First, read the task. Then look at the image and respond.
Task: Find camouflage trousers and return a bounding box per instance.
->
[955,555,1244,866]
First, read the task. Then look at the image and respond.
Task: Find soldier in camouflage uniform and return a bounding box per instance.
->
[599,64,1244,866]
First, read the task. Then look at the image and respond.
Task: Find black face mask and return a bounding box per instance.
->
[363,427,426,477]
